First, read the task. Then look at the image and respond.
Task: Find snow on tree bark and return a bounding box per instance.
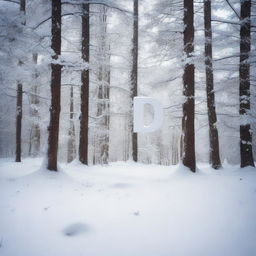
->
[15,83,22,162]
[96,6,110,164]
[15,0,26,162]
[239,0,254,168]
[47,0,62,171]
[131,0,139,162]
[67,85,76,163]
[182,0,196,172]
[29,53,40,157]
[203,0,221,169]
[79,2,90,165]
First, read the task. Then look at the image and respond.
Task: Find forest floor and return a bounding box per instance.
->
[0,158,256,256]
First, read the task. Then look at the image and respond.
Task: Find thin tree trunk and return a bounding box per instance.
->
[67,85,76,163]
[239,0,254,167]
[79,2,90,165]
[203,0,221,169]
[15,0,26,162]
[182,0,196,172]
[96,6,110,164]
[96,76,110,164]
[29,53,40,157]
[47,0,62,171]
[28,127,32,156]
[131,0,138,162]
[15,83,22,162]
[103,70,110,164]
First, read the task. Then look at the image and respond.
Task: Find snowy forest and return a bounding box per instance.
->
[0,0,255,170]
[0,0,256,256]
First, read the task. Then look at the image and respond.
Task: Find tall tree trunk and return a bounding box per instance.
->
[15,83,22,162]
[79,2,90,165]
[96,6,110,164]
[47,0,62,171]
[96,70,110,164]
[239,0,254,167]
[131,0,138,162]
[203,0,221,169]
[15,0,26,162]
[182,0,196,172]
[67,85,76,163]
[29,53,40,157]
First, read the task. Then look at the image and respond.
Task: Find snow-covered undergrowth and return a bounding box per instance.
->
[0,158,256,256]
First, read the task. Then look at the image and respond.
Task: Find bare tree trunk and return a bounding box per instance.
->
[96,6,110,164]
[79,2,90,165]
[15,83,22,162]
[15,0,26,162]
[103,71,110,163]
[124,115,129,161]
[67,85,76,163]
[182,0,196,172]
[97,75,110,164]
[47,0,62,171]
[172,131,179,165]
[93,130,96,165]
[239,0,254,167]
[203,0,221,169]
[29,53,40,157]
[28,127,32,156]
[131,0,138,162]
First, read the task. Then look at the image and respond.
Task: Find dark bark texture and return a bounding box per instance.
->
[15,0,26,162]
[47,0,62,171]
[79,3,90,165]
[131,0,138,162]
[239,0,254,167]
[182,0,196,172]
[15,83,22,162]
[20,0,25,13]
[204,0,221,169]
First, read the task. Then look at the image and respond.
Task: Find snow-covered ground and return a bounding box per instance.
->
[0,158,256,256]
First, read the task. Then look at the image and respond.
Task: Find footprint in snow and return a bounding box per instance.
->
[63,223,90,237]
